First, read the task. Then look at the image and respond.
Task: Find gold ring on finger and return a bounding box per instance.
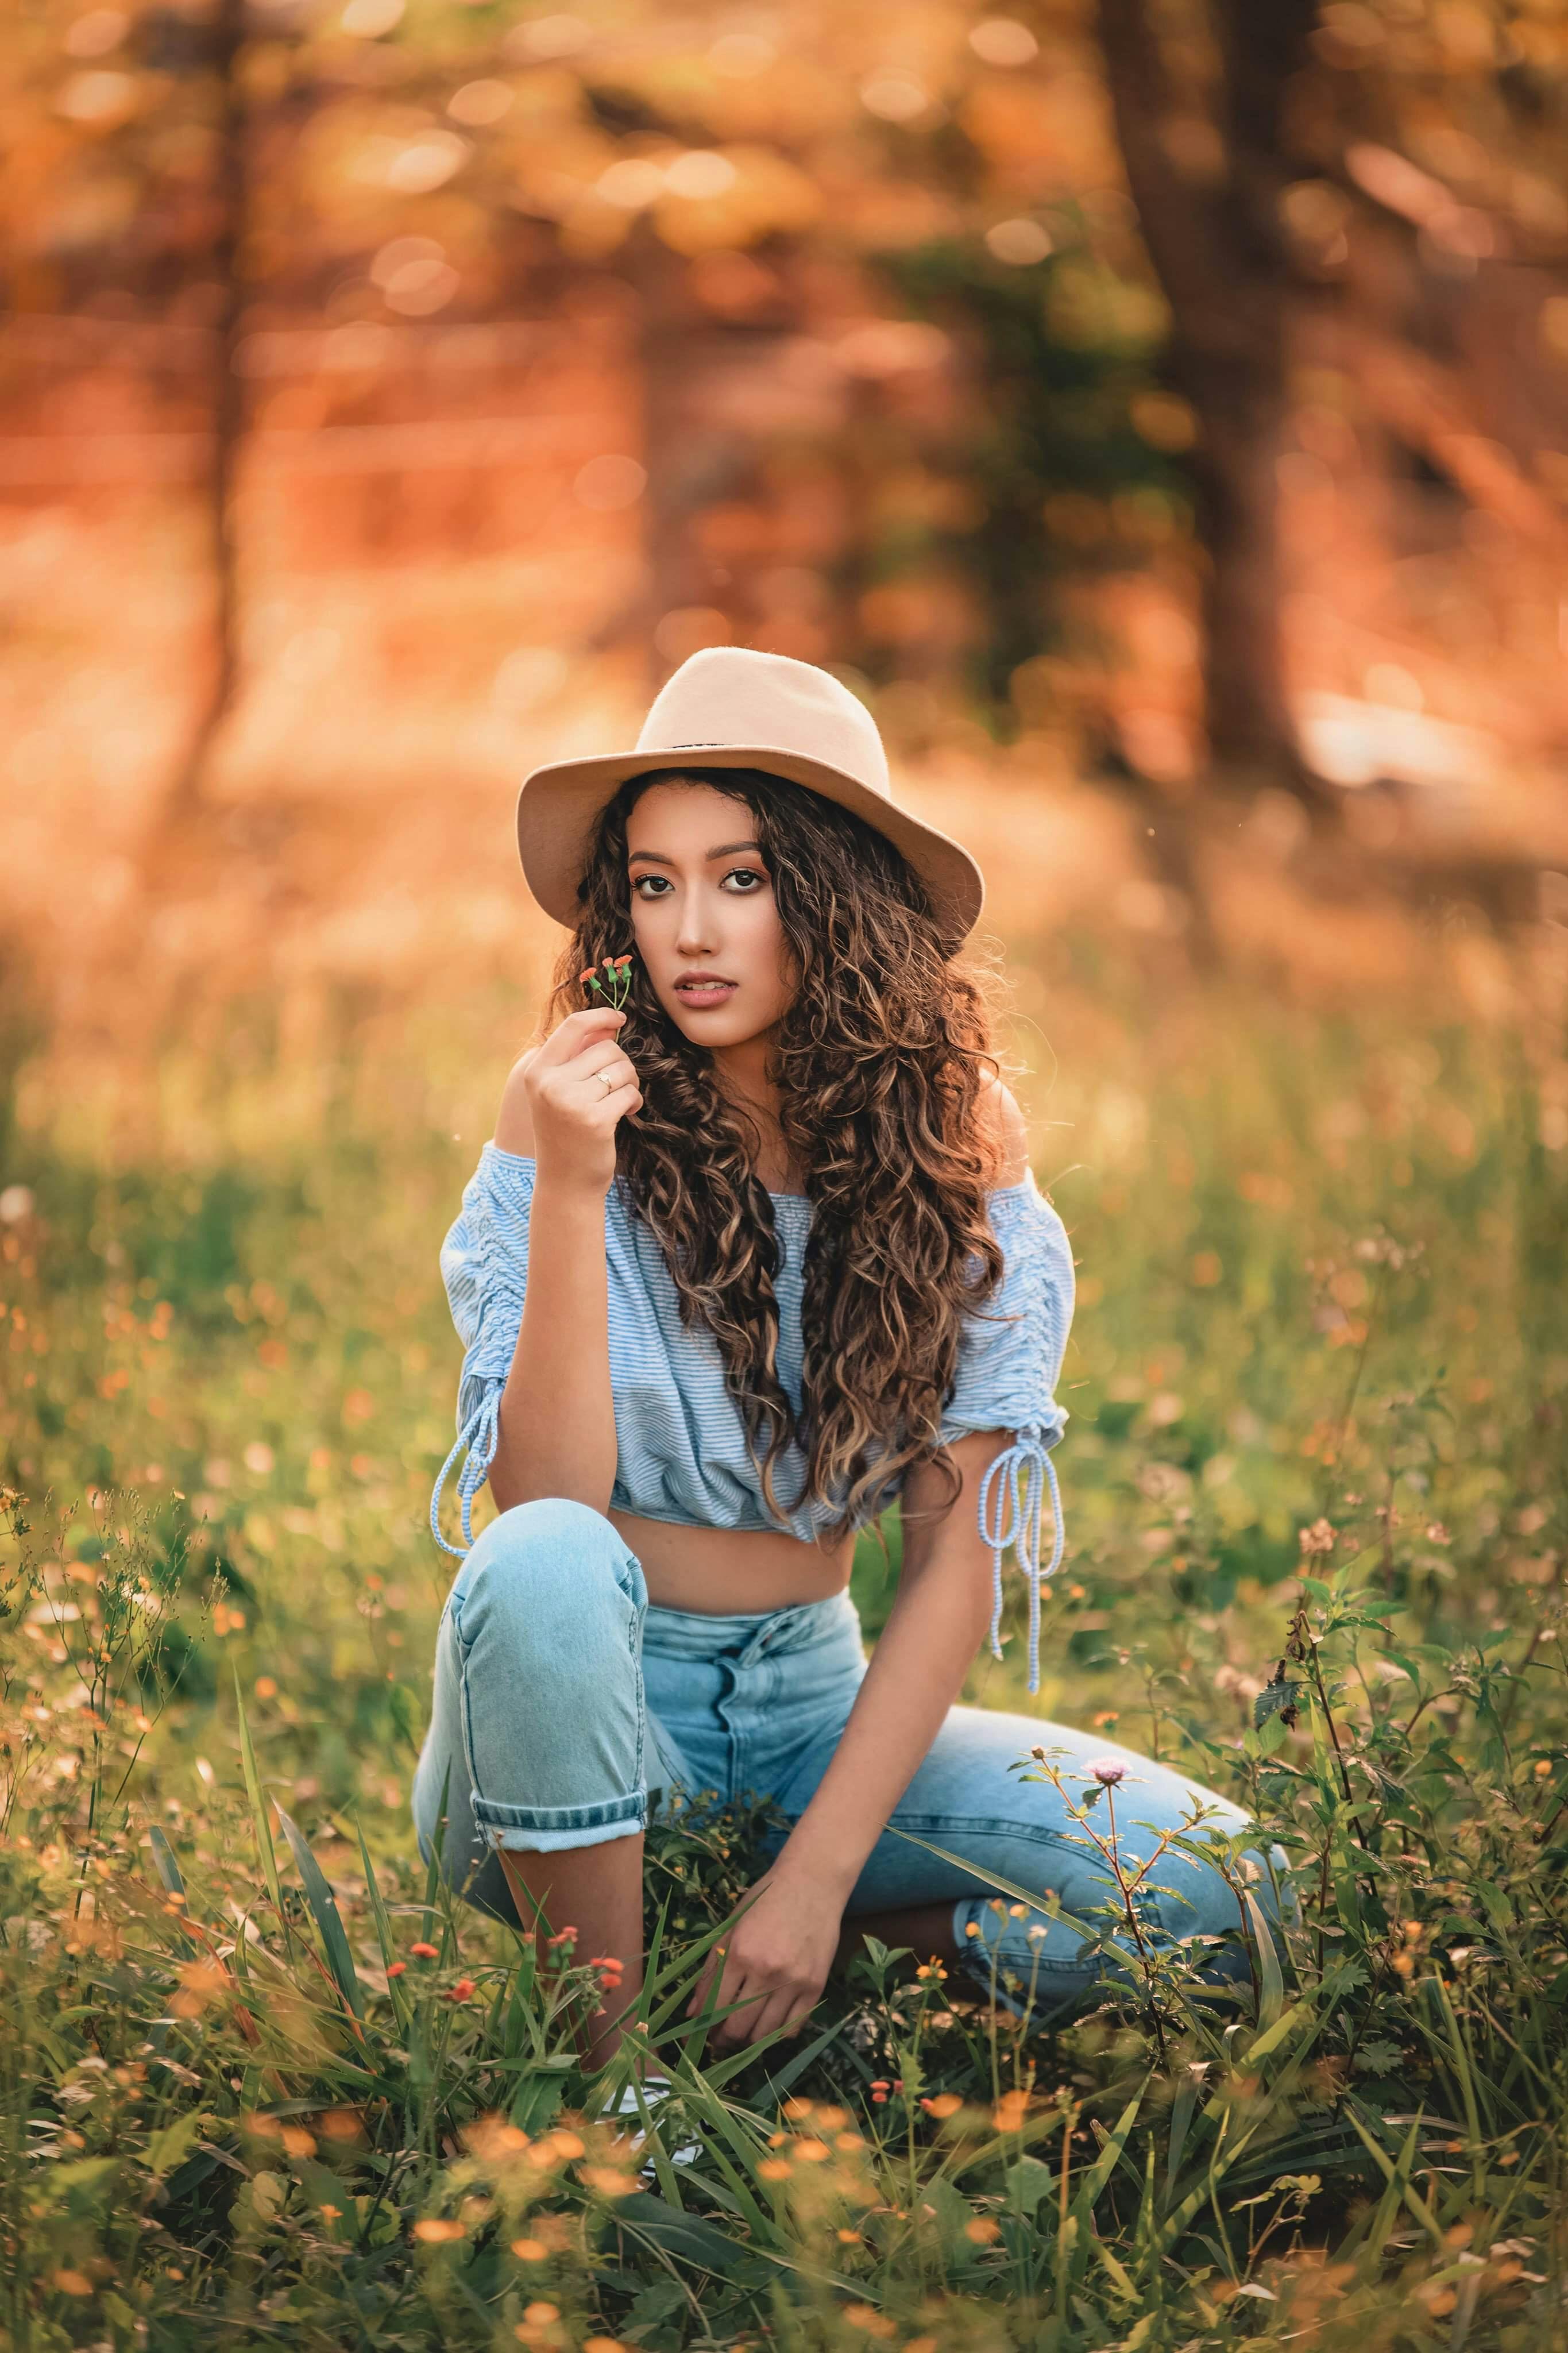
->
[599,1069,616,1095]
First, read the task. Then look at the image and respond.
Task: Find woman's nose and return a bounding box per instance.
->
[674,893,717,956]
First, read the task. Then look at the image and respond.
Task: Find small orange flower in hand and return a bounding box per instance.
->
[582,955,635,1012]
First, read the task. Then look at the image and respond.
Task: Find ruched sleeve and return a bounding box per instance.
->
[428,1143,534,1557]
[941,1177,1075,1695]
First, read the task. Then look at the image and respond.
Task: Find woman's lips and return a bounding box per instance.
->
[674,978,737,1008]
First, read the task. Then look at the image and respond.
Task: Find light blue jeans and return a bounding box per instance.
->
[411,1499,1274,2008]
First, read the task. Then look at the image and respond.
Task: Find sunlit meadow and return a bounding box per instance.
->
[2,915,1567,2351]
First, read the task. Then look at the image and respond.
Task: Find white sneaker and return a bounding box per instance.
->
[598,2073,701,2177]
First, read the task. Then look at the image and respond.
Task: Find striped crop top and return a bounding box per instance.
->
[430,1142,1075,1692]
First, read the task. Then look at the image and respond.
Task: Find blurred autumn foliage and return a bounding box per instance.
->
[5,0,1568,1032]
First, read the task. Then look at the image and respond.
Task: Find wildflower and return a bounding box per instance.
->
[916,1959,947,1981]
[965,2215,1002,2244]
[511,2237,549,2261]
[758,2157,792,2181]
[387,1961,407,1978]
[579,2163,636,2198]
[446,1977,475,2002]
[410,1942,439,1960]
[583,955,635,1011]
[1088,1757,1127,1786]
[465,2118,528,2159]
[964,1920,981,1938]
[414,2217,466,2243]
[546,1925,579,1948]
[795,2137,830,2162]
[523,2302,560,2324]
[1298,1516,1336,1557]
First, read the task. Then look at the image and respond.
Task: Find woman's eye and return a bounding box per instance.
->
[631,874,672,898]
[722,867,766,893]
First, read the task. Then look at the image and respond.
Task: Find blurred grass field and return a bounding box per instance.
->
[2,913,1566,2348]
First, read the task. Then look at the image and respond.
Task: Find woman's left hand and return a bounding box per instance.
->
[685,1867,843,2049]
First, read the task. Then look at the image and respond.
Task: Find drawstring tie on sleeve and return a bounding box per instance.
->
[976,1425,1065,1696]
[429,1382,503,1557]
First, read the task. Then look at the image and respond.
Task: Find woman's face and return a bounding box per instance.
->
[625,780,795,1051]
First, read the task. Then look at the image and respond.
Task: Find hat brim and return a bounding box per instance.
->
[515,742,985,956]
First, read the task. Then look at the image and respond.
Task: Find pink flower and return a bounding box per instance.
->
[1088,1758,1127,1786]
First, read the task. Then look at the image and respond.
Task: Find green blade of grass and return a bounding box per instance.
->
[885,1826,1101,1939]
[233,1662,283,1922]
[1072,2086,1146,2219]
[1346,2104,1445,2249]
[275,1800,365,2023]
[1241,1887,1285,2030]
[353,1811,412,2035]
[146,1824,198,1952]
[1163,2069,1202,2212]
[147,1823,186,1904]
[758,2011,851,2103]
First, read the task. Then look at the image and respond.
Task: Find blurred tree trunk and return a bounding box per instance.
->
[1098,0,1338,815]
[149,0,248,848]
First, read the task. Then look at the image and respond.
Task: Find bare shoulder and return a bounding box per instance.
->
[493,1047,540,1156]
[978,1072,1030,1186]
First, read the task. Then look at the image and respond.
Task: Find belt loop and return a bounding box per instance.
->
[738,1607,789,1668]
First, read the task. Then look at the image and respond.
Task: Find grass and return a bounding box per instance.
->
[1,942,1566,2351]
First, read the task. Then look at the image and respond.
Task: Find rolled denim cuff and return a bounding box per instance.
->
[473,1788,646,1854]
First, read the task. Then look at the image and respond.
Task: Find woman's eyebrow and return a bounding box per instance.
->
[626,839,761,866]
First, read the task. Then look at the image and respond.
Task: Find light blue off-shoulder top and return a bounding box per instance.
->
[430,1143,1074,1692]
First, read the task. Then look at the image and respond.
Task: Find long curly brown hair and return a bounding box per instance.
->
[550,765,1006,1537]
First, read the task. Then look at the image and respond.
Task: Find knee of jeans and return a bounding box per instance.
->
[454,1496,638,1660]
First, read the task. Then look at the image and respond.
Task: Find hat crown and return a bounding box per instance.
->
[633,647,890,800]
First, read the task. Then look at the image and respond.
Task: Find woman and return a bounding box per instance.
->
[412,647,1257,2082]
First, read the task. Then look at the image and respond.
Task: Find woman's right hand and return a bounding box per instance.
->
[496,1007,642,1195]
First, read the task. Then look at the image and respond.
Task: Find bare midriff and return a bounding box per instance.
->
[608,1509,856,1615]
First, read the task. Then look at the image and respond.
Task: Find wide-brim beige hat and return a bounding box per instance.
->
[515,646,984,955]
